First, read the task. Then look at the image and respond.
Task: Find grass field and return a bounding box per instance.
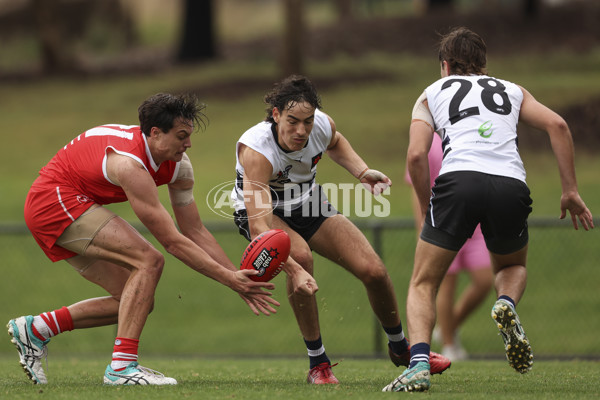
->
[1,224,598,358]
[1,357,599,399]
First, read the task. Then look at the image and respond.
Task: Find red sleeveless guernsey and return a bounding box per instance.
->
[24,124,179,261]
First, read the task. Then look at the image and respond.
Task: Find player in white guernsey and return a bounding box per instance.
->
[233,75,451,384]
[383,27,594,393]
[233,107,333,215]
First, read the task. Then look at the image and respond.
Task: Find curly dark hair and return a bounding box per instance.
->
[263,75,322,123]
[138,93,207,136]
[438,27,487,76]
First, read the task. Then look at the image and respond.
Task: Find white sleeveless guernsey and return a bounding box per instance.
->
[425,75,526,182]
[233,108,333,211]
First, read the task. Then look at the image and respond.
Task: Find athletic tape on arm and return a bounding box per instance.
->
[170,153,195,207]
[412,91,435,131]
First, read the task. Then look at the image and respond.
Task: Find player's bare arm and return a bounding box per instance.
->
[238,144,275,237]
[238,144,318,296]
[168,153,237,267]
[518,87,594,230]
[407,120,435,222]
[105,151,277,299]
[324,114,392,195]
[167,156,280,316]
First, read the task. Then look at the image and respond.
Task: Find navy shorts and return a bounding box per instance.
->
[421,171,532,254]
[234,184,339,243]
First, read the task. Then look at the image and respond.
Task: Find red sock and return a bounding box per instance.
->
[32,306,74,341]
[111,337,139,371]
[31,325,46,342]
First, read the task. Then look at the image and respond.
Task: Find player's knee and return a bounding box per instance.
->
[140,248,165,278]
[292,248,314,274]
[357,261,389,286]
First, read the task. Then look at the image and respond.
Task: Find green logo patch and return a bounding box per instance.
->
[478,120,494,138]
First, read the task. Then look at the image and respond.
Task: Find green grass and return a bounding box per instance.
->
[0,357,598,399]
[1,224,598,358]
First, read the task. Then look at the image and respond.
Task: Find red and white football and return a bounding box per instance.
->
[240,229,291,282]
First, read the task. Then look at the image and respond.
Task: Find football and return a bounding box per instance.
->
[240,229,291,282]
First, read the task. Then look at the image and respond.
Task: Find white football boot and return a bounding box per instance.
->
[104,362,178,385]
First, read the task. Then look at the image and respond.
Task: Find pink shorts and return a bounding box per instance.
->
[447,225,490,274]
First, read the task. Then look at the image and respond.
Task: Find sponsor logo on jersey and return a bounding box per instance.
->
[274,165,293,184]
[478,120,494,138]
[311,152,323,169]
[77,195,91,204]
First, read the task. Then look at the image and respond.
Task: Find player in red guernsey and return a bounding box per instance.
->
[8,93,279,385]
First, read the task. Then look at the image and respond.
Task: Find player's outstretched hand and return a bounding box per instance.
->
[560,191,594,231]
[232,269,281,316]
[359,169,392,195]
[239,292,280,316]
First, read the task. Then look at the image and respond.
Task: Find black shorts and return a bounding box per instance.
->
[421,171,532,254]
[233,184,339,243]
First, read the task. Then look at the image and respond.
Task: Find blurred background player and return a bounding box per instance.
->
[231,75,450,384]
[8,93,279,385]
[383,27,593,392]
[405,133,492,361]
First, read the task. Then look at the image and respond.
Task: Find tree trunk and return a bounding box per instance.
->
[281,0,305,77]
[523,0,540,18]
[178,0,216,63]
[427,0,455,13]
[32,0,76,75]
[334,0,353,22]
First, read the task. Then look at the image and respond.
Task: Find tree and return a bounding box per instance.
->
[30,0,136,76]
[32,0,76,75]
[427,0,455,13]
[178,0,216,63]
[523,0,540,18]
[281,0,306,77]
[334,0,353,21]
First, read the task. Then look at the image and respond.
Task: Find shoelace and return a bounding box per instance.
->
[313,362,338,377]
[43,346,49,376]
[136,364,166,378]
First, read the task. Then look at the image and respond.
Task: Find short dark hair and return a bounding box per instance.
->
[138,93,207,136]
[263,75,322,123]
[438,27,487,75]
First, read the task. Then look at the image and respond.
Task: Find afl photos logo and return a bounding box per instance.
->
[206,180,278,220]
